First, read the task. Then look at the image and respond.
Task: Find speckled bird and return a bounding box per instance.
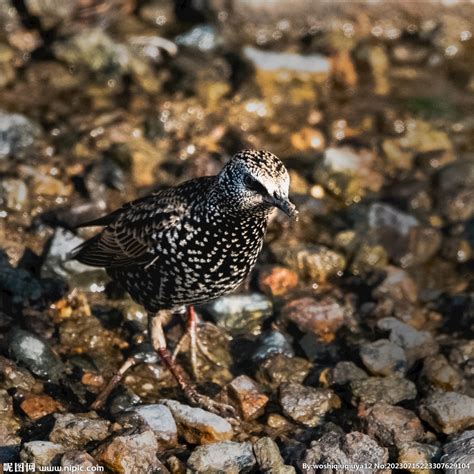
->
[72,149,297,416]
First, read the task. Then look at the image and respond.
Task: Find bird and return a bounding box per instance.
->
[71,149,297,417]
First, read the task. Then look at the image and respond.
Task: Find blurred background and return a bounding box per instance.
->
[1,1,474,470]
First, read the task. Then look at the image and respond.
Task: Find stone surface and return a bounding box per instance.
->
[329,361,369,386]
[256,354,312,389]
[226,375,268,420]
[258,266,299,297]
[49,412,110,449]
[0,178,28,211]
[253,437,295,474]
[252,330,294,362]
[20,394,63,420]
[20,441,66,466]
[360,339,407,376]
[398,442,441,474]
[0,111,39,159]
[187,441,256,474]
[419,391,474,434]
[351,376,417,406]
[421,355,464,392]
[162,399,233,444]
[441,430,474,473]
[279,383,340,427]
[362,403,425,447]
[61,450,99,471]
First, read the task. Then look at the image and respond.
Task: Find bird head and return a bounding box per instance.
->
[218,150,298,218]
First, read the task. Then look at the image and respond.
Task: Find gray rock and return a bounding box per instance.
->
[0,262,46,306]
[0,178,28,211]
[253,437,295,474]
[329,361,369,386]
[252,330,294,362]
[256,354,312,389]
[377,317,438,365]
[8,327,64,383]
[176,24,220,52]
[421,354,464,392]
[41,228,107,290]
[122,404,178,447]
[187,441,256,474]
[441,430,474,473]
[0,111,39,159]
[279,383,340,427]
[49,412,111,449]
[0,355,36,391]
[204,293,273,336]
[360,339,407,376]
[351,376,417,406]
[302,429,388,474]
[419,391,474,434]
[162,399,233,444]
[20,441,66,466]
[61,450,98,470]
[362,403,425,448]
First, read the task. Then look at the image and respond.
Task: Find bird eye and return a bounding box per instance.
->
[244,174,267,194]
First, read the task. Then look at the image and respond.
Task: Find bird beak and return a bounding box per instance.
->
[268,194,298,219]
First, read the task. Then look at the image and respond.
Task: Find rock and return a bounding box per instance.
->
[279,383,340,427]
[162,399,233,444]
[258,266,299,297]
[256,354,312,389]
[0,389,21,447]
[359,339,407,376]
[253,437,295,474]
[94,429,164,474]
[329,361,369,386]
[281,295,348,343]
[0,111,40,159]
[302,429,388,474]
[362,403,425,448]
[41,228,107,290]
[272,242,346,283]
[8,327,64,383]
[437,160,474,223]
[226,375,268,420]
[351,376,417,406]
[175,24,220,52]
[377,317,438,365]
[350,243,389,276]
[49,412,111,449]
[441,430,474,473]
[187,441,256,474]
[0,355,36,391]
[20,441,66,466]
[315,146,383,203]
[25,0,77,29]
[20,394,63,421]
[203,293,273,336]
[121,404,178,448]
[419,391,474,434]
[0,178,28,211]
[252,330,294,362]
[61,450,99,471]
[421,355,464,392]
[398,442,441,474]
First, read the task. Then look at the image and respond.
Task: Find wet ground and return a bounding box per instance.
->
[1,1,474,472]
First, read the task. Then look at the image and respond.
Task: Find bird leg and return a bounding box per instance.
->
[172,306,224,380]
[149,311,237,419]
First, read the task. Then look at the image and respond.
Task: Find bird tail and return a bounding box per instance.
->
[68,234,110,267]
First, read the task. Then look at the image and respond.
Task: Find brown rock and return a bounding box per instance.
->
[20,394,63,420]
[227,375,268,420]
[421,355,464,392]
[258,266,299,297]
[256,354,312,389]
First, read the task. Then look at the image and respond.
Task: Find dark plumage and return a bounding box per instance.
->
[72,150,297,313]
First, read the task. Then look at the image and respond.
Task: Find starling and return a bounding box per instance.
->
[72,149,297,416]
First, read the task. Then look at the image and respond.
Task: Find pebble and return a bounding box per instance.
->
[359,339,407,376]
[256,354,312,389]
[121,404,178,448]
[419,391,474,434]
[351,375,417,406]
[398,442,441,473]
[329,361,369,386]
[187,441,256,474]
[49,412,111,449]
[302,429,388,474]
[362,403,425,447]
[20,441,66,466]
[279,383,340,427]
[0,389,21,447]
[94,429,164,474]
[441,430,474,473]
[0,111,39,159]
[377,317,438,365]
[20,394,63,420]
[0,355,36,391]
[281,295,347,343]
[162,399,233,444]
[421,355,464,392]
[251,330,294,362]
[176,24,220,52]
[253,437,295,474]
[8,327,64,383]
[258,265,299,297]
[226,375,269,420]
[61,450,99,471]
[204,293,273,336]
[0,178,28,211]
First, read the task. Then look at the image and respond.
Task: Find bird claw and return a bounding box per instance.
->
[185,387,239,423]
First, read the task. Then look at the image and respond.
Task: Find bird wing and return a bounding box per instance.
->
[71,190,187,268]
